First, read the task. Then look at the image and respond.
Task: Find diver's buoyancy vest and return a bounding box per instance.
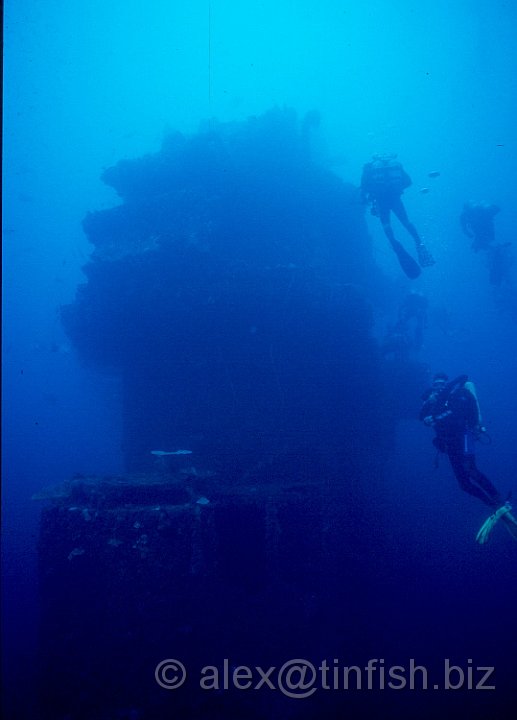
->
[434,375,480,432]
[369,160,408,191]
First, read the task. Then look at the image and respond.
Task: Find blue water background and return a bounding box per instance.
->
[3,1,517,716]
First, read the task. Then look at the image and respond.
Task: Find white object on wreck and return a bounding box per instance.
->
[151,449,192,456]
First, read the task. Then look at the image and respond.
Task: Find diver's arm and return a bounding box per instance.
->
[419,397,444,424]
[431,409,453,427]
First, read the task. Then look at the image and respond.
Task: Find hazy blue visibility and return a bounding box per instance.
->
[3,1,517,718]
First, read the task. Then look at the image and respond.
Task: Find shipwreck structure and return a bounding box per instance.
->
[38,109,429,719]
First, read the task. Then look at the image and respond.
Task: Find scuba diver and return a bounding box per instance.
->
[420,372,517,544]
[361,154,435,279]
[381,324,411,361]
[460,201,500,252]
[460,202,513,286]
[382,292,428,359]
[397,291,428,351]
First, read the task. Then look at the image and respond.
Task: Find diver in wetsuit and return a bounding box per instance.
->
[361,154,435,278]
[460,202,513,286]
[397,292,428,351]
[420,373,517,543]
[460,202,500,252]
[382,292,428,359]
[420,373,500,507]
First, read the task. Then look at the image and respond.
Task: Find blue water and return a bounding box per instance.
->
[3,1,517,718]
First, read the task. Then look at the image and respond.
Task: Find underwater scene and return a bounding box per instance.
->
[2,1,517,718]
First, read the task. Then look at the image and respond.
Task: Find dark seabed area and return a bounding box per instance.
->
[3,2,517,718]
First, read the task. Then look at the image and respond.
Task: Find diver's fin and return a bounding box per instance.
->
[416,242,436,268]
[501,509,517,540]
[476,514,498,544]
[391,241,421,279]
[476,502,514,544]
[503,519,517,540]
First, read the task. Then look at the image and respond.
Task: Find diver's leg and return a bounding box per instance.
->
[392,197,435,267]
[465,456,503,508]
[378,203,421,278]
[448,450,498,507]
[375,200,421,278]
[391,198,421,243]
[378,205,397,245]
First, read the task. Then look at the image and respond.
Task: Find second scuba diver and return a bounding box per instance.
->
[420,372,517,544]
